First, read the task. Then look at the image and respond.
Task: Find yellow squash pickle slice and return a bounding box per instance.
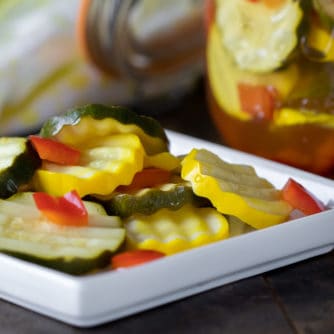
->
[33,133,145,197]
[125,205,229,255]
[181,148,292,229]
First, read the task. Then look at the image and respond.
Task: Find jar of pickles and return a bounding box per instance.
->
[206,0,334,176]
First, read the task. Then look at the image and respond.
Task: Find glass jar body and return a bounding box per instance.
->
[206,0,334,176]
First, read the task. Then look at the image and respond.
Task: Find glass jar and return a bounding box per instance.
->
[0,0,204,135]
[78,0,205,114]
[206,0,334,176]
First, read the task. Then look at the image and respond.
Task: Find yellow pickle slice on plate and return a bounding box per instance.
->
[181,148,292,229]
[124,205,229,255]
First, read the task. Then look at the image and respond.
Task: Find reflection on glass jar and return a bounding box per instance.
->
[77,0,205,113]
[206,0,334,176]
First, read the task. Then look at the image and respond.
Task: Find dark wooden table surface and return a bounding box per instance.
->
[1,82,334,334]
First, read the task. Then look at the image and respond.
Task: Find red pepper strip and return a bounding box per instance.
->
[281,178,325,216]
[33,190,88,226]
[29,135,80,165]
[111,250,165,269]
[117,168,171,192]
[238,83,278,121]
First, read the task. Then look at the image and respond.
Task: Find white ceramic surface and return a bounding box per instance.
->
[0,130,333,327]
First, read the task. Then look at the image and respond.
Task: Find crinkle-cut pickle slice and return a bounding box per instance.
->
[216,0,303,72]
[0,137,40,199]
[39,104,169,155]
[181,148,292,229]
[144,151,180,171]
[105,181,209,218]
[125,205,229,255]
[33,133,145,197]
[0,192,125,275]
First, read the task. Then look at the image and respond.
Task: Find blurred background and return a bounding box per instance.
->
[0,0,206,135]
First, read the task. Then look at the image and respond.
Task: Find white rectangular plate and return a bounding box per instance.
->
[0,130,333,327]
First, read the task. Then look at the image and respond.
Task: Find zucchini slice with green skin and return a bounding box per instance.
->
[0,137,41,199]
[104,181,210,218]
[39,104,169,155]
[7,192,122,227]
[0,192,125,275]
[216,0,303,73]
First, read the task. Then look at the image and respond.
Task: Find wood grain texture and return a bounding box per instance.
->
[265,252,334,334]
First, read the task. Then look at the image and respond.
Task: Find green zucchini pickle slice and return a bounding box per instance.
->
[216,0,303,72]
[0,137,41,199]
[103,181,211,218]
[0,192,125,275]
[39,104,169,155]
